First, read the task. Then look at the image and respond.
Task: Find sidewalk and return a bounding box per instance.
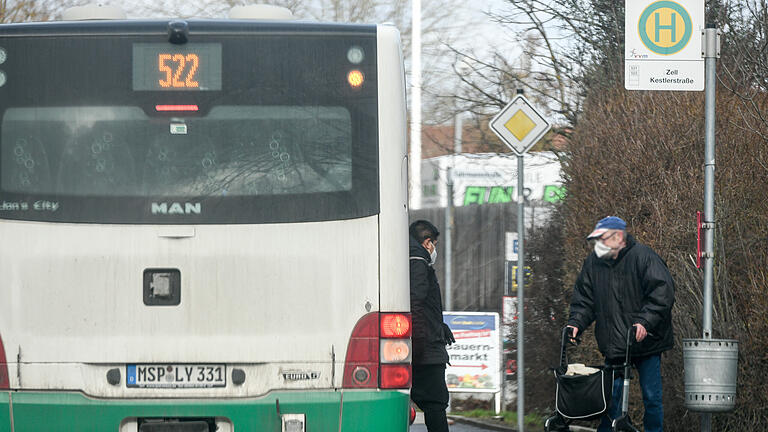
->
[447,415,597,432]
[415,411,597,431]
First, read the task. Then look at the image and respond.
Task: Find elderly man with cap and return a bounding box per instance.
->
[567,216,675,432]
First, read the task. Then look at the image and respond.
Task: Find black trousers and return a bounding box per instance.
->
[411,364,449,432]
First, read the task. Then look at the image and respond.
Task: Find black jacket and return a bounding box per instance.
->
[568,235,675,360]
[409,235,449,365]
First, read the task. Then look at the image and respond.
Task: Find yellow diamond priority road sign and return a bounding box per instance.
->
[490,95,550,156]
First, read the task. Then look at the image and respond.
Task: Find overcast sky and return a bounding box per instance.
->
[116,0,522,123]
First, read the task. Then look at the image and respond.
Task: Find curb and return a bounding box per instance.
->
[448,415,515,432]
[447,415,596,432]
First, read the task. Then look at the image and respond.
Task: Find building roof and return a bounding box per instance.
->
[416,119,569,159]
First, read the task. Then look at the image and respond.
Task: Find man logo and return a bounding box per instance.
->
[638,1,693,56]
[151,202,201,215]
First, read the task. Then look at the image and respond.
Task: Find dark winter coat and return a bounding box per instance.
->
[568,235,675,360]
[409,235,449,365]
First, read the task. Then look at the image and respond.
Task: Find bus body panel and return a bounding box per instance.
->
[4,390,408,431]
[0,19,377,38]
[376,25,409,314]
[11,362,335,399]
[0,393,9,432]
[0,217,378,397]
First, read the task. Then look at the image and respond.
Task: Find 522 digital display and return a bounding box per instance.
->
[133,43,222,91]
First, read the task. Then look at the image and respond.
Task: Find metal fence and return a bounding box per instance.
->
[410,202,550,314]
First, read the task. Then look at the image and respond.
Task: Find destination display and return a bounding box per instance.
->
[133,43,222,91]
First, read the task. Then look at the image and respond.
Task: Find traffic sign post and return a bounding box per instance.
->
[699,26,721,432]
[490,95,550,431]
[625,0,705,91]
[625,3,727,430]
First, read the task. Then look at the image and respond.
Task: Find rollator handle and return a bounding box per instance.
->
[563,326,581,346]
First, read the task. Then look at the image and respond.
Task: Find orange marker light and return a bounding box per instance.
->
[347,70,364,89]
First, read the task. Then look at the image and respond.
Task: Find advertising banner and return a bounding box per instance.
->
[443,312,501,393]
[421,152,564,208]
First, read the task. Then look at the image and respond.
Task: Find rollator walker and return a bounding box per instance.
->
[544,326,640,432]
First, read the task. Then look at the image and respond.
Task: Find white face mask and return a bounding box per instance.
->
[430,246,438,263]
[594,240,612,258]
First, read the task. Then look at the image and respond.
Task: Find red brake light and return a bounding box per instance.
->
[381,313,411,338]
[380,364,411,389]
[155,104,199,112]
[0,334,8,390]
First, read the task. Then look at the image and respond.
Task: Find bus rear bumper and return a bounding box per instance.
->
[1,389,409,431]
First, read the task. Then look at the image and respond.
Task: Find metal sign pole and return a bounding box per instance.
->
[444,112,463,311]
[488,93,548,428]
[516,154,525,432]
[701,26,719,432]
[445,167,453,310]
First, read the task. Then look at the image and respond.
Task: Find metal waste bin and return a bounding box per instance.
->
[683,338,738,412]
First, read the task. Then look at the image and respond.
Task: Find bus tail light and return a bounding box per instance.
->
[343,312,411,389]
[379,313,411,389]
[342,313,379,388]
[0,334,8,390]
[380,340,411,363]
[380,313,411,338]
[380,364,411,389]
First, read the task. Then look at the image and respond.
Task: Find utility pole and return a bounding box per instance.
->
[444,112,462,311]
[409,0,422,210]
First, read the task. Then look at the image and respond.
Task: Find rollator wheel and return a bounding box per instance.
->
[544,414,569,432]
[611,416,640,432]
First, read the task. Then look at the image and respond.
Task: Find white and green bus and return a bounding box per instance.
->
[0,5,411,431]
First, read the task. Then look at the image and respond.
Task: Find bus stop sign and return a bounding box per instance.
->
[489,95,550,156]
[624,0,705,91]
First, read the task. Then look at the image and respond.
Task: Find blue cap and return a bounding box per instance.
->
[587,216,627,239]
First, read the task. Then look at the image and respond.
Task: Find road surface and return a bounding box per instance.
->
[410,412,505,432]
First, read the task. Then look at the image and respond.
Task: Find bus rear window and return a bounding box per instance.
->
[0,31,378,224]
[2,106,352,197]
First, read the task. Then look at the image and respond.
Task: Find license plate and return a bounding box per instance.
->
[126,364,226,388]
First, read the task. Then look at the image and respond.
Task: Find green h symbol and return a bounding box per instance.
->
[654,11,677,42]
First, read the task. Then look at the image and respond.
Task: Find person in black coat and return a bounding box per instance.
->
[409,220,454,432]
[567,216,675,432]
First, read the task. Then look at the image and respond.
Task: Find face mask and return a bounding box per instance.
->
[430,246,438,263]
[594,240,612,258]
